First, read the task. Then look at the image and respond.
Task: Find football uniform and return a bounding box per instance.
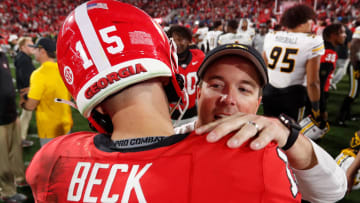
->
[337,26,360,122]
[171,49,205,120]
[335,131,360,190]
[203,30,223,53]
[319,41,337,114]
[26,131,301,203]
[262,31,324,121]
[175,120,347,203]
[348,26,360,99]
[218,32,252,46]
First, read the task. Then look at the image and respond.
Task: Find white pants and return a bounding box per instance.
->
[332,58,350,85]
[19,109,32,140]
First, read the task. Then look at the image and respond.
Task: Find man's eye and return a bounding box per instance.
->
[210,84,222,89]
[238,87,250,93]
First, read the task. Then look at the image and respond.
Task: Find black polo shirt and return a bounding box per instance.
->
[0,52,17,125]
[14,51,35,90]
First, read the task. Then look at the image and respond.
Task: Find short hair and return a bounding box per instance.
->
[322,23,343,41]
[213,21,222,29]
[227,19,238,30]
[167,25,192,41]
[46,50,56,59]
[280,4,316,29]
[17,37,32,48]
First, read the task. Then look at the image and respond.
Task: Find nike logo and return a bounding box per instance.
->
[191,61,198,66]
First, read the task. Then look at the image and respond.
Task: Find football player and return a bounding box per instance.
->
[26,1,303,202]
[218,19,252,46]
[203,20,223,53]
[336,24,360,126]
[167,25,205,123]
[336,130,360,192]
[262,4,324,122]
[317,24,346,134]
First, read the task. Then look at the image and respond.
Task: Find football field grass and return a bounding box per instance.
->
[6,56,360,202]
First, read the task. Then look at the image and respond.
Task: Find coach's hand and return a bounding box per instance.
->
[195,112,289,150]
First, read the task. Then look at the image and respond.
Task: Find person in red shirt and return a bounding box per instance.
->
[26,1,301,202]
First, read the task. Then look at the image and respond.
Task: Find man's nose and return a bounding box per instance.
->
[219,88,236,105]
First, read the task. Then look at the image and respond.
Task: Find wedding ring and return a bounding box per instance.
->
[247,121,260,133]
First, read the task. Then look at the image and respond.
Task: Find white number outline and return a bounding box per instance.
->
[99,25,124,55]
[277,148,299,198]
[75,25,124,70]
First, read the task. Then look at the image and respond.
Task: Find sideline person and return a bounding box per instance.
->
[21,37,73,146]
[14,36,36,147]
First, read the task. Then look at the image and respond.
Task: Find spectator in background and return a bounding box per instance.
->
[252,23,268,54]
[331,17,353,90]
[21,37,73,146]
[0,45,27,202]
[15,37,36,147]
[167,25,205,123]
[7,34,18,58]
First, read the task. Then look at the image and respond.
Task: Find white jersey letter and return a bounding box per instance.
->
[121,163,152,203]
[67,162,91,201]
[101,164,129,202]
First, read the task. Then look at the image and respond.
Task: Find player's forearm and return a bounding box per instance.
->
[306,82,320,102]
[285,134,317,170]
[348,151,360,175]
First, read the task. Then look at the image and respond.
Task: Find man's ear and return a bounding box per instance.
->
[95,106,105,114]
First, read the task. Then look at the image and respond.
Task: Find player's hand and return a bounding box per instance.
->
[354,70,360,79]
[311,108,320,121]
[195,112,290,150]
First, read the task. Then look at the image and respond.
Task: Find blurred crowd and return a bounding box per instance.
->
[1,0,360,42]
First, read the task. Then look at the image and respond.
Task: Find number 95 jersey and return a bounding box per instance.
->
[263,31,324,88]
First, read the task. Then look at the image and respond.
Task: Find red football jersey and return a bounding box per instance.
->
[320,48,338,92]
[26,132,301,203]
[178,49,205,109]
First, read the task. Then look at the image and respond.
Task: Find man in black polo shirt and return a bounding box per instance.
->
[0,46,27,202]
[15,36,35,147]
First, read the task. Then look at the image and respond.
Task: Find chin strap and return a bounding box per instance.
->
[54,98,78,109]
[171,89,189,126]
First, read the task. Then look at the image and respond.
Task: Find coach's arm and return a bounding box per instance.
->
[195,113,347,203]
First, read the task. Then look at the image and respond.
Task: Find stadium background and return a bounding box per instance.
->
[1,0,360,202]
